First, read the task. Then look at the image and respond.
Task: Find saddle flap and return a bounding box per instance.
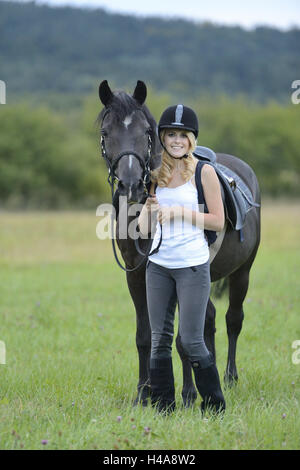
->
[215,163,259,230]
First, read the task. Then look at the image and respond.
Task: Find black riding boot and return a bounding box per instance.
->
[150,357,176,414]
[191,354,226,414]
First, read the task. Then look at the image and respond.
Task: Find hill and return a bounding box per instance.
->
[0,0,299,102]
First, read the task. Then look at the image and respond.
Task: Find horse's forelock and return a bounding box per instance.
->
[97,90,157,148]
[109,91,142,121]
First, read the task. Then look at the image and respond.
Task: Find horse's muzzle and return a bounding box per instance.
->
[117,178,145,203]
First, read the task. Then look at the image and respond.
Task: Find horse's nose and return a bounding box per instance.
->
[117,180,127,195]
[117,179,144,201]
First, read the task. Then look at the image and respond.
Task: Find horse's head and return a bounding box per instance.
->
[98,80,161,203]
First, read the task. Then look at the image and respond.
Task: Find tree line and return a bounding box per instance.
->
[0,91,299,208]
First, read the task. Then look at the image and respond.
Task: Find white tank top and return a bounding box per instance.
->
[148,178,209,268]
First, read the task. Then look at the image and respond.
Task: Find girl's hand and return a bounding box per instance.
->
[145,194,160,212]
[157,206,183,225]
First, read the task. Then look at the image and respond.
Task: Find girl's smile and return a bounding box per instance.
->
[163,130,190,158]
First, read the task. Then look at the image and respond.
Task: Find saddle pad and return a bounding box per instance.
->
[215,163,259,230]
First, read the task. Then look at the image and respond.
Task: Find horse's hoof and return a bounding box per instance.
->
[182,391,198,408]
[132,396,149,407]
[182,398,196,408]
[224,373,238,388]
[133,385,151,407]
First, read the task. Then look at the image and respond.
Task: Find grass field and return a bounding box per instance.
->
[0,202,299,450]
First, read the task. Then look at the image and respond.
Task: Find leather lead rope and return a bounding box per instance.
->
[107,166,154,273]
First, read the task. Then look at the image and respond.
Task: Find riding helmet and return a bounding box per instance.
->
[158,104,199,139]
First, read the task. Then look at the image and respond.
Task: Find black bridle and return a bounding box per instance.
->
[99,109,161,272]
[100,134,152,193]
[100,106,153,193]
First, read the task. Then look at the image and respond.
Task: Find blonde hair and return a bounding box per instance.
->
[151,130,197,187]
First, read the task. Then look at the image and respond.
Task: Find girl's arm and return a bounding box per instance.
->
[158,165,224,232]
[199,163,225,231]
[137,185,160,236]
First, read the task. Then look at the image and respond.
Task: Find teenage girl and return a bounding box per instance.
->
[138,104,226,414]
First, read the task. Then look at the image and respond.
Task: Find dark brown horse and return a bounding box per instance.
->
[97,80,261,407]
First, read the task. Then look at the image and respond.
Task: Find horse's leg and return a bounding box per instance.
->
[204,298,217,362]
[175,298,216,407]
[175,332,197,408]
[126,270,151,406]
[224,265,250,386]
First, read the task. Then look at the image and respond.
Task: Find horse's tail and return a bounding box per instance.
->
[211,277,228,299]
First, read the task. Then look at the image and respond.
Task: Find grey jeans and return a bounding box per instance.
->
[146,260,211,363]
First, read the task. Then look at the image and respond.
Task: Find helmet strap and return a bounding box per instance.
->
[168,153,189,160]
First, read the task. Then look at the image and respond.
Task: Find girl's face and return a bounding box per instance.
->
[163,129,190,158]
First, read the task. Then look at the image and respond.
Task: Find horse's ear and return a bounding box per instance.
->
[132,80,147,105]
[99,80,113,106]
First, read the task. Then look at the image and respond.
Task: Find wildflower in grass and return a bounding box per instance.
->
[117,416,122,422]
[12,430,20,440]
[41,439,48,445]
[144,426,151,435]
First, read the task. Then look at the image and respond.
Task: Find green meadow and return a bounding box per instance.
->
[0,202,299,450]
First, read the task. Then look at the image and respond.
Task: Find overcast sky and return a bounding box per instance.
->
[16,0,300,30]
